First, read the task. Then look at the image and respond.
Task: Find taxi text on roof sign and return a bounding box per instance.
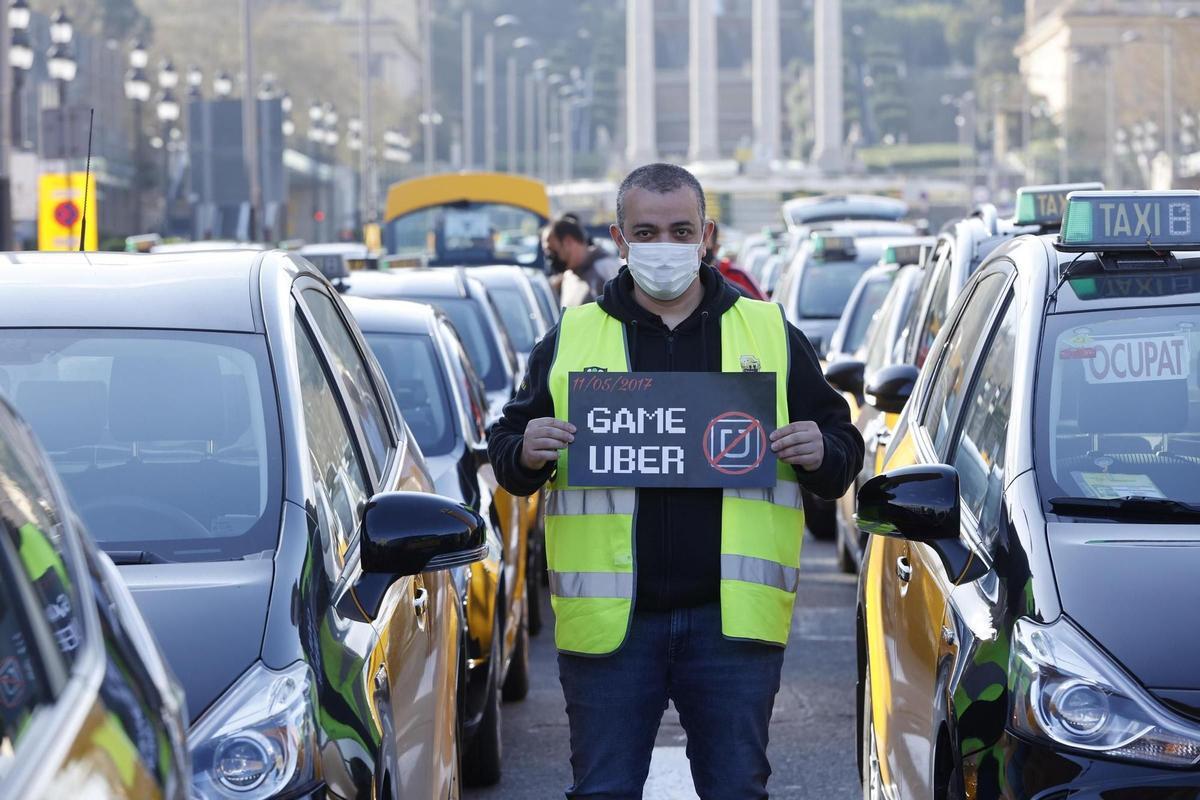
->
[812,234,856,258]
[1013,182,1103,228]
[1059,190,1200,251]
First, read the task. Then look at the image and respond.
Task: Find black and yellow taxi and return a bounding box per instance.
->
[857,190,1200,798]
[0,394,189,799]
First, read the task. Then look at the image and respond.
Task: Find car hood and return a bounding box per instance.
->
[1048,522,1200,692]
[120,559,273,722]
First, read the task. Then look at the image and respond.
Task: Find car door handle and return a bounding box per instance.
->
[896,556,913,583]
[413,587,428,617]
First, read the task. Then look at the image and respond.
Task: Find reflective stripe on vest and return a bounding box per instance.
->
[546,299,805,655]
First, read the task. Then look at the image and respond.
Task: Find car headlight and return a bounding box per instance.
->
[1010,616,1200,766]
[190,661,319,798]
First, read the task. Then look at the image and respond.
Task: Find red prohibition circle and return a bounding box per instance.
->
[54,201,79,228]
[702,411,767,476]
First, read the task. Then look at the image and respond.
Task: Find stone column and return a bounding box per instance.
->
[625,0,658,165]
[812,0,844,172]
[751,0,781,164]
[689,0,718,162]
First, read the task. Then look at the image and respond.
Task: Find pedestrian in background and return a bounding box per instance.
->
[490,163,864,798]
[543,216,621,307]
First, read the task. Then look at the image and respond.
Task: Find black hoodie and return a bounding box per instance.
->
[488,264,864,612]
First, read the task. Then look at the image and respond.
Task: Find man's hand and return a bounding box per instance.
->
[770,421,824,472]
[520,418,576,471]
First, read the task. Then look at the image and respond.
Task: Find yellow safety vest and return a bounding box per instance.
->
[546,299,806,655]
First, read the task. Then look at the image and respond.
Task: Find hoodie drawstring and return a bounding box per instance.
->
[628,319,640,370]
[700,311,711,372]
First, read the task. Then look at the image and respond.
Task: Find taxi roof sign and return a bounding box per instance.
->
[882,243,925,266]
[1013,182,1103,228]
[811,233,856,258]
[1058,191,1200,252]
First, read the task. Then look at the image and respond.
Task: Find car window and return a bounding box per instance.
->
[440,320,488,444]
[294,314,369,566]
[797,258,875,319]
[488,285,538,352]
[952,297,1017,550]
[301,289,393,475]
[915,245,954,368]
[844,275,895,355]
[921,274,1009,456]
[422,298,507,392]
[364,332,456,458]
[0,329,283,563]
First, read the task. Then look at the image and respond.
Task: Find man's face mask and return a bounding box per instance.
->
[617,231,703,301]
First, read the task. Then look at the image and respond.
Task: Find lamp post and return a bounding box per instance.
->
[323,103,339,238]
[9,0,29,149]
[307,100,323,239]
[123,40,151,234]
[155,86,180,235]
[509,37,535,174]
[483,14,519,172]
[213,71,233,99]
[46,8,74,168]
[418,109,442,175]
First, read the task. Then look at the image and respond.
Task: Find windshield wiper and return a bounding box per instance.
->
[104,549,173,565]
[1049,496,1200,522]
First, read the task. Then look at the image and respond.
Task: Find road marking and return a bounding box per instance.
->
[645,746,700,799]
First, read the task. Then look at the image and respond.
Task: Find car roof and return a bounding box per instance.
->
[783,194,909,226]
[300,242,370,257]
[813,220,918,238]
[0,250,284,332]
[345,268,478,300]
[343,295,440,336]
[150,240,264,253]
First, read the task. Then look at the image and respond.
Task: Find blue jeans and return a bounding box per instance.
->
[557,602,786,799]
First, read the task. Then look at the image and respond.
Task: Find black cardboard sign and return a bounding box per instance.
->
[566,371,778,488]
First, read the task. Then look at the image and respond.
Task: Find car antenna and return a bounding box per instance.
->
[78,108,95,252]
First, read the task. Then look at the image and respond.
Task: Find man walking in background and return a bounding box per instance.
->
[490,163,863,798]
[543,216,621,307]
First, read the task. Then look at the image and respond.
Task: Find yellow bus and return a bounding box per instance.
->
[383,172,551,271]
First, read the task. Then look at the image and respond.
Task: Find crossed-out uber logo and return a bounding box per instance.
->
[703,412,767,476]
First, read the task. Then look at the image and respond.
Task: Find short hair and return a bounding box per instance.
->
[616,163,706,231]
[549,217,587,245]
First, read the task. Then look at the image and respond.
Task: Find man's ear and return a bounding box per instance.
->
[610,224,628,260]
[702,219,716,248]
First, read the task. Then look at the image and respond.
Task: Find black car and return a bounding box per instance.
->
[0,251,486,799]
[344,269,521,423]
[346,295,533,785]
[0,393,190,799]
[857,190,1200,797]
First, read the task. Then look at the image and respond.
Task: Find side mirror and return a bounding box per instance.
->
[347,492,488,622]
[857,465,984,583]
[857,464,960,543]
[824,359,865,399]
[361,491,487,577]
[864,364,919,414]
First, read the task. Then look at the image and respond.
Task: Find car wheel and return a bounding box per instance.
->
[502,601,530,702]
[805,493,837,541]
[464,605,504,786]
[837,519,856,574]
[526,537,543,637]
[862,668,884,800]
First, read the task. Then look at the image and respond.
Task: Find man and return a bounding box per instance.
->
[489,163,863,799]
[543,216,621,307]
[705,221,766,301]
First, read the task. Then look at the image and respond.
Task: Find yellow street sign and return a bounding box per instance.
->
[38,172,97,252]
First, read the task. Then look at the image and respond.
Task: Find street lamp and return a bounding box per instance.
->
[483,13,520,171]
[46,10,75,166]
[155,88,180,234]
[9,1,32,149]
[123,41,152,233]
[212,71,233,99]
[187,65,203,98]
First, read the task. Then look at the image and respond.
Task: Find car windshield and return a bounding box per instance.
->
[387,202,544,268]
[1037,307,1200,507]
[363,333,457,457]
[413,297,507,392]
[844,275,895,355]
[797,253,877,319]
[488,285,538,352]
[0,330,282,562]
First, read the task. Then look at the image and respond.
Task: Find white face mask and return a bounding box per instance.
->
[618,232,703,301]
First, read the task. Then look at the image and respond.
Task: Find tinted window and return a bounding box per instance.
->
[302,289,392,474]
[797,258,875,319]
[418,297,507,392]
[953,299,1017,548]
[527,275,559,325]
[295,316,369,565]
[914,244,954,367]
[365,333,457,457]
[439,321,488,444]
[488,285,538,352]
[844,274,895,355]
[0,330,282,562]
[1037,305,1200,506]
[922,274,1009,455]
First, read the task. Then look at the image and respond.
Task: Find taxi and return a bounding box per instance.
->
[857,191,1200,798]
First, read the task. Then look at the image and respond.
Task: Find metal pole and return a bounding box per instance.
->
[362,0,374,228]
[1165,24,1176,172]
[421,0,434,173]
[161,122,170,234]
[1021,84,1032,183]
[506,55,517,172]
[523,71,535,174]
[461,11,473,169]
[1105,55,1116,186]
[537,75,548,179]
[561,98,573,184]
[0,2,12,251]
[58,80,67,170]
[311,137,318,239]
[242,0,261,241]
[132,98,144,233]
[483,31,495,171]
